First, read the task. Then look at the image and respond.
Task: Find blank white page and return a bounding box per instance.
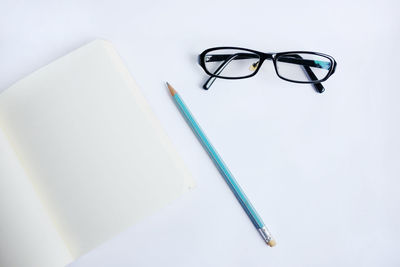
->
[0,128,73,267]
[0,40,194,258]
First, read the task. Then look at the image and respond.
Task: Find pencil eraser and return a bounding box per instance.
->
[267,239,276,247]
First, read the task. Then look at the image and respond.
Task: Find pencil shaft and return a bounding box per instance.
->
[174,94,264,228]
[169,89,274,246]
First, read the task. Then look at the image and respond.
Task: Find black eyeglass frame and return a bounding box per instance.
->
[198,47,337,93]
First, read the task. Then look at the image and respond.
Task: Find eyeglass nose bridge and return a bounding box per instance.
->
[261,52,275,60]
[247,53,275,75]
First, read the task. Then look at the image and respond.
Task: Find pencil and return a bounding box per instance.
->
[166,82,275,247]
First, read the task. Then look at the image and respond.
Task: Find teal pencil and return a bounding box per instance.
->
[166,82,275,247]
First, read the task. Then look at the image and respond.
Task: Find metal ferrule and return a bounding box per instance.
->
[258,226,273,244]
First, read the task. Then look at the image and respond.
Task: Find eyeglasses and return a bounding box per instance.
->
[198,47,337,93]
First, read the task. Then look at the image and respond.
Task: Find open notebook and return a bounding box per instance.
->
[0,40,195,267]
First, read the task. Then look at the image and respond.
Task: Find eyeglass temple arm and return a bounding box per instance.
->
[205,54,326,93]
[206,54,329,70]
[203,54,326,93]
[202,53,241,90]
[282,54,325,93]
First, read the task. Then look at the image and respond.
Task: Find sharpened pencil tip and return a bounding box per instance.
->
[166,82,177,96]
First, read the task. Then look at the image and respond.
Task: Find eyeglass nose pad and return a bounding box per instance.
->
[249,61,260,72]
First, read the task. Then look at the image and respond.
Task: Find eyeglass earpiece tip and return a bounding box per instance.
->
[313,83,325,94]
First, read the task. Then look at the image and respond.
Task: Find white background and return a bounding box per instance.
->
[1,0,399,266]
